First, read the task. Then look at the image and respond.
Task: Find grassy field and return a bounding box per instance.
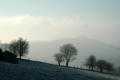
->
[0,59,119,80]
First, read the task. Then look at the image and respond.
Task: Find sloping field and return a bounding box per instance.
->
[0,60,114,80]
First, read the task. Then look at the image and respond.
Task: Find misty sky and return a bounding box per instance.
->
[0,0,120,46]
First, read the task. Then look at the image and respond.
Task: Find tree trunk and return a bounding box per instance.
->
[100,68,103,73]
[58,62,60,66]
[91,66,94,71]
[66,60,69,67]
[20,54,21,59]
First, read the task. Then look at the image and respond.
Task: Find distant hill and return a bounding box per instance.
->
[27,37,120,67]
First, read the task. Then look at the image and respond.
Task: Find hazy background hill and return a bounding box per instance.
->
[28,37,120,67]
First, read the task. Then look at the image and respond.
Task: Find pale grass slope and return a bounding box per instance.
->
[78,69,120,80]
[0,60,114,80]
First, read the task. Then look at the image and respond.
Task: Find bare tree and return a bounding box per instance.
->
[60,44,77,67]
[15,38,29,59]
[96,60,107,72]
[105,61,114,72]
[85,55,96,71]
[54,53,64,66]
[96,59,114,73]
[9,40,18,56]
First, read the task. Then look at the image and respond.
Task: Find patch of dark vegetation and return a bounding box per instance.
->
[0,48,18,64]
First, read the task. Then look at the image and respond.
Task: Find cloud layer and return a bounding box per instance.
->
[0,15,119,46]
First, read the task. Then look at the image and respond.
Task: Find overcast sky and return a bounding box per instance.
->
[0,0,120,46]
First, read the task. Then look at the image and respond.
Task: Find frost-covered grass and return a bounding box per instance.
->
[0,60,114,80]
[78,69,120,80]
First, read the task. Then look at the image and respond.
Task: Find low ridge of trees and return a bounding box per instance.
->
[54,44,115,74]
[54,53,64,66]
[96,60,114,73]
[85,55,114,73]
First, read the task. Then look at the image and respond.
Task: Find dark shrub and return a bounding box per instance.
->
[0,48,18,64]
[0,49,4,61]
[4,51,18,64]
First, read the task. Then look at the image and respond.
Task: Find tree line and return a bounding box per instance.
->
[0,38,118,74]
[85,55,114,73]
[54,43,115,73]
[0,37,29,63]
